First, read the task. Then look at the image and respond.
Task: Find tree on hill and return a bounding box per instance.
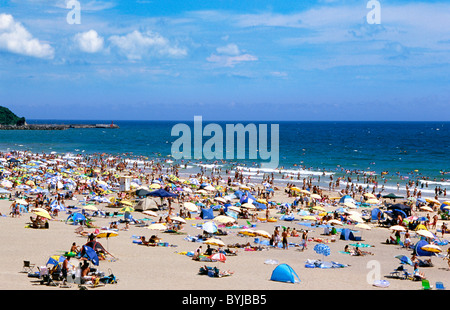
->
[0,106,26,126]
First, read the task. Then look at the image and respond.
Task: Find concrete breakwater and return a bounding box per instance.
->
[0,123,119,130]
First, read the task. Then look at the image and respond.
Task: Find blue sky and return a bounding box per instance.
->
[0,0,450,121]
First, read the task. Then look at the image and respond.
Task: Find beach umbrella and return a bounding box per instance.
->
[46,255,66,267]
[257,198,268,204]
[302,215,317,221]
[96,230,118,251]
[415,224,427,231]
[142,210,158,217]
[32,210,52,220]
[254,229,271,239]
[425,198,440,205]
[383,193,404,199]
[313,206,326,212]
[15,199,28,205]
[240,185,251,191]
[344,202,357,209]
[119,206,135,213]
[355,223,371,230]
[204,238,225,247]
[420,206,434,212]
[366,199,379,204]
[420,244,442,253]
[83,205,98,211]
[310,194,322,200]
[82,245,99,266]
[149,183,161,189]
[183,202,198,212]
[416,230,435,239]
[290,187,301,192]
[241,203,256,209]
[147,223,167,231]
[364,193,376,198]
[395,255,413,266]
[314,244,331,261]
[327,219,343,226]
[238,229,256,237]
[202,221,218,234]
[390,225,406,232]
[213,215,236,224]
[214,197,226,204]
[120,200,133,207]
[209,252,227,262]
[170,216,186,224]
[228,206,241,213]
[349,214,365,223]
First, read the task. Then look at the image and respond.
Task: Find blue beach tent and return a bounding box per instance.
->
[414,240,434,257]
[270,264,300,284]
[200,207,214,220]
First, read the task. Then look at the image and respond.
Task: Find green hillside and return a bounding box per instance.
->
[0,106,26,126]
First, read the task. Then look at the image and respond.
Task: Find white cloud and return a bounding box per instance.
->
[207,42,257,67]
[216,43,240,56]
[0,13,54,59]
[109,30,187,60]
[74,30,104,53]
[207,53,258,68]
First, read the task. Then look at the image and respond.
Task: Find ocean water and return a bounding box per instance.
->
[0,120,449,194]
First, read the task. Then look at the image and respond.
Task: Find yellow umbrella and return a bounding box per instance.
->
[119,206,134,213]
[33,211,52,220]
[425,198,440,205]
[238,229,256,236]
[204,238,225,247]
[302,215,317,221]
[364,193,376,198]
[240,186,251,191]
[150,183,161,189]
[344,202,357,209]
[96,230,119,238]
[313,206,325,211]
[420,244,442,253]
[256,198,267,204]
[254,230,271,239]
[415,224,427,231]
[120,200,133,206]
[290,187,301,192]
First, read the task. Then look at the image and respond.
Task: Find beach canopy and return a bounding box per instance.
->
[134,197,158,211]
[414,240,434,257]
[147,189,177,198]
[270,264,300,284]
[383,193,404,199]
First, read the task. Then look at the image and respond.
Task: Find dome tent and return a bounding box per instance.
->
[270,264,300,284]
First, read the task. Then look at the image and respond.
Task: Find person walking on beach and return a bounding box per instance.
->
[282,227,288,250]
[301,230,308,251]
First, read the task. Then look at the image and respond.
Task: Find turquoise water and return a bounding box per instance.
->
[1,120,449,194]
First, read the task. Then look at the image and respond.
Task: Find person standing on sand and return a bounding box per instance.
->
[282,227,288,250]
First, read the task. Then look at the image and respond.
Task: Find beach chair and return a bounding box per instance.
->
[389,265,410,280]
[435,282,445,290]
[22,260,36,273]
[421,279,432,290]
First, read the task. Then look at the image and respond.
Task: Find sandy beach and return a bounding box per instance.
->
[1,160,449,292]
